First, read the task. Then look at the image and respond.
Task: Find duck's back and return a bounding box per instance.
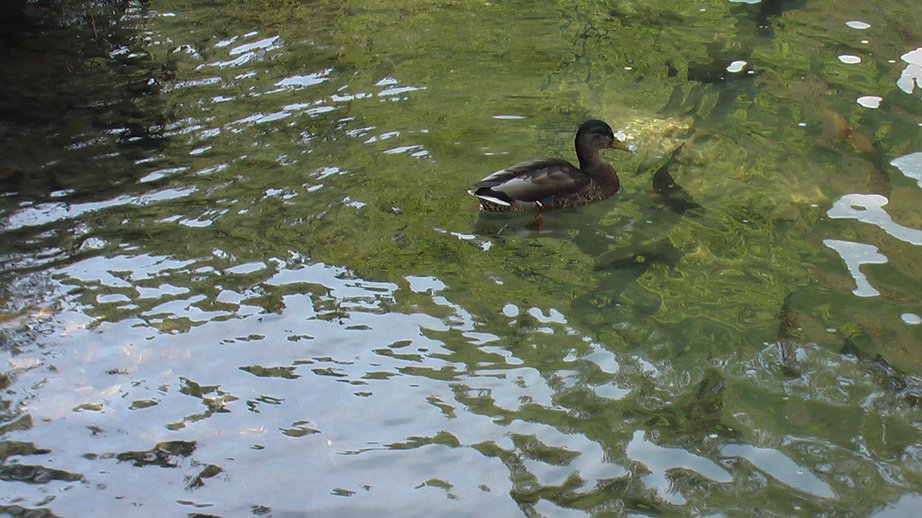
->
[471,158,591,210]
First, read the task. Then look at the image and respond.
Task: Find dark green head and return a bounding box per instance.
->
[576,119,634,153]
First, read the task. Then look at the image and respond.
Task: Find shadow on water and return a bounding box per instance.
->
[0,0,167,277]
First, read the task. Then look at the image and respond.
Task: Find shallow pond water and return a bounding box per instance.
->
[2,0,922,516]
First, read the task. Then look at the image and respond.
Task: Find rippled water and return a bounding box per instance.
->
[2,0,922,515]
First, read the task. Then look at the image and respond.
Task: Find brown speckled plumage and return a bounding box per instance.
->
[470,120,631,213]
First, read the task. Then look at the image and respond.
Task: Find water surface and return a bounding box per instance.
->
[2,0,922,515]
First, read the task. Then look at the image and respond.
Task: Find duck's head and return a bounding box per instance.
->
[577,119,636,153]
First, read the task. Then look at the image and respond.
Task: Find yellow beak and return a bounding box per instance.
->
[611,138,636,153]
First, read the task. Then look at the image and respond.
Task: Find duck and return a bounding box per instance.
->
[470,119,634,213]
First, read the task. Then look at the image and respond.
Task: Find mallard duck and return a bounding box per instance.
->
[470,119,634,212]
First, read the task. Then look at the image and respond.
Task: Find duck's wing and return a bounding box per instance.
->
[470,159,588,206]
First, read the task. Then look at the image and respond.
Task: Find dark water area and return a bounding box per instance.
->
[0,0,167,280]
[1,0,922,516]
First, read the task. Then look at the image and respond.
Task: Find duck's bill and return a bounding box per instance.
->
[611,139,637,153]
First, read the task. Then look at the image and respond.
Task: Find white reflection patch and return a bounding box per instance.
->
[406,275,446,293]
[226,262,267,275]
[897,48,922,97]
[900,313,922,325]
[823,239,888,297]
[2,188,197,231]
[845,20,871,30]
[726,60,747,73]
[526,307,567,324]
[627,430,732,505]
[508,421,627,488]
[275,69,332,89]
[856,95,882,108]
[721,444,835,498]
[828,194,922,245]
[140,166,189,183]
[891,152,922,189]
[378,85,426,97]
[229,35,280,56]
